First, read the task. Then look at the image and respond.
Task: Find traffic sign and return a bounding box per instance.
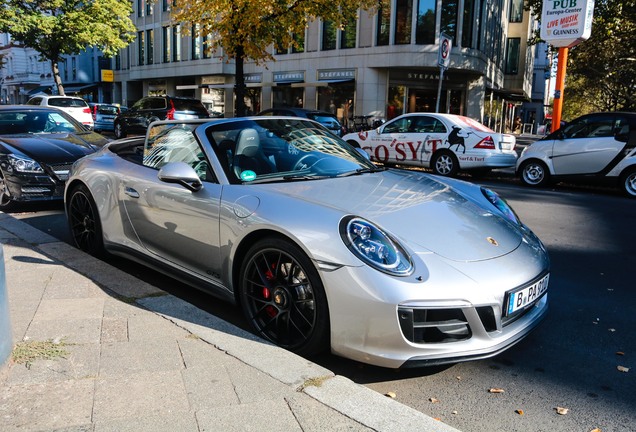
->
[438,33,452,68]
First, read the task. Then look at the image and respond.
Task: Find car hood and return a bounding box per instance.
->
[0,133,107,163]
[265,170,522,262]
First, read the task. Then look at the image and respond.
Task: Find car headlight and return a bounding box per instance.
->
[7,154,44,174]
[340,216,413,276]
[481,187,519,225]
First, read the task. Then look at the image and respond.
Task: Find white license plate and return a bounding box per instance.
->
[505,273,549,316]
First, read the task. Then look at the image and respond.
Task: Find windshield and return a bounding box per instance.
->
[0,110,84,134]
[206,118,377,184]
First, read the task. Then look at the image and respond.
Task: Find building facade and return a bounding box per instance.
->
[113,0,542,131]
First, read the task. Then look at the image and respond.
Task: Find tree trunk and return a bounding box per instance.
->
[52,61,65,96]
[234,45,247,117]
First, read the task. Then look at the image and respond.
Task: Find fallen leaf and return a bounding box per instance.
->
[616,351,625,356]
[617,366,629,373]
[429,397,440,403]
[555,407,569,415]
[515,409,524,415]
[590,428,602,432]
[489,388,505,393]
[433,418,442,421]
[451,410,458,415]
[456,376,462,381]
[608,328,616,332]
[385,391,397,398]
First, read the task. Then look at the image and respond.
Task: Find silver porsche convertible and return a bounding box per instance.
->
[65,117,549,368]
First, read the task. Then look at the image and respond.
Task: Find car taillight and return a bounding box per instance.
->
[83,107,91,114]
[474,136,496,149]
[167,100,175,120]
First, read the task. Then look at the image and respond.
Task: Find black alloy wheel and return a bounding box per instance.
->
[114,122,126,139]
[67,184,105,257]
[239,237,329,357]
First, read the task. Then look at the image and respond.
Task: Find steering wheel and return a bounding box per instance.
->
[293,154,326,171]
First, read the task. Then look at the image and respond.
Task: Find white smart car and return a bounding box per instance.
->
[516,112,636,197]
[343,113,517,176]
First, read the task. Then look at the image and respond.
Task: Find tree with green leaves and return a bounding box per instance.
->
[526,0,636,115]
[172,0,384,116]
[0,0,137,96]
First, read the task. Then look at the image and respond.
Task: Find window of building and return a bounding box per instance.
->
[416,0,436,44]
[115,53,121,70]
[440,0,458,43]
[146,0,153,15]
[172,25,181,62]
[462,0,475,48]
[137,0,144,17]
[322,21,337,50]
[138,31,145,66]
[394,0,413,45]
[162,0,169,11]
[192,25,201,60]
[340,18,357,49]
[71,57,77,80]
[146,29,154,65]
[376,4,391,46]
[292,32,305,53]
[509,0,523,22]
[162,26,171,63]
[203,34,212,59]
[505,37,520,74]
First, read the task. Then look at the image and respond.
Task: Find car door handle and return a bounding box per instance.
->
[124,187,140,198]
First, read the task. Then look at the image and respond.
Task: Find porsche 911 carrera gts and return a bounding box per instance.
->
[0,105,109,210]
[65,117,549,368]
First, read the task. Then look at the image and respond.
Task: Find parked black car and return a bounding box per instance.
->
[114,96,209,139]
[0,105,109,210]
[256,107,345,137]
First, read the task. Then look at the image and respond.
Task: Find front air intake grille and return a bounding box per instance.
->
[398,307,471,343]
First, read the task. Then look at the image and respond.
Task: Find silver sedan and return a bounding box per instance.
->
[65,117,549,368]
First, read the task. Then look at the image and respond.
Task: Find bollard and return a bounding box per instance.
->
[0,245,11,367]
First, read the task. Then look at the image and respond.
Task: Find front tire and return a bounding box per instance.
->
[520,160,550,187]
[67,184,105,257]
[431,150,459,176]
[620,168,636,198]
[239,237,329,357]
[0,169,16,211]
[114,122,126,139]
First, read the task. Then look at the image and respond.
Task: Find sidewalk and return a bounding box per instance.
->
[0,212,460,432]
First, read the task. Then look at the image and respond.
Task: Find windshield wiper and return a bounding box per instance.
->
[336,166,387,177]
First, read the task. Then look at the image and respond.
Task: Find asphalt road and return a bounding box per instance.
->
[7,176,636,432]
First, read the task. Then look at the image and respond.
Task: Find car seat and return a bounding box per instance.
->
[232,128,275,179]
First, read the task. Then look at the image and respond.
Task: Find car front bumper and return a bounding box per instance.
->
[320,240,549,368]
[1,171,65,203]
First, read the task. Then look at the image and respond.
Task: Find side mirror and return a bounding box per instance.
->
[158,162,203,192]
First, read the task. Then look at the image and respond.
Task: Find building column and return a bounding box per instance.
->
[466,76,485,121]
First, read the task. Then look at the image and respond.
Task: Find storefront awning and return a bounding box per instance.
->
[291,79,354,88]
[64,84,95,94]
[26,86,52,96]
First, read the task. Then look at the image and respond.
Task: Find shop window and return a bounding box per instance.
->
[505,37,520,74]
[273,87,304,109]
[376,4,391,46]
[387,86,405,120]
[395,0,413,45]
[322,21,337,51]
[317,83,355,125]
[416,0,436,45]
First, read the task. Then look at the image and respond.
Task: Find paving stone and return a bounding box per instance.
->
[93,370,190,422]
[196,399,303,432]
[0,379,94,431]
[26,318,102,345]
[98,339,184,376]
[94,414,198,432]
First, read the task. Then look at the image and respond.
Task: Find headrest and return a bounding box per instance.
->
[235,128,260,157]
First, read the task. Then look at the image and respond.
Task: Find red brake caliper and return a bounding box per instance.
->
[264,265,277,318]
